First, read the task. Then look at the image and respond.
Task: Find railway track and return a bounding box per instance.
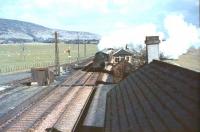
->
[1,70,99,132]
[0,86,30,100]
[44,72,97,132]
[0,77,32,98]
[0,70,84,131]
[0,57,99,132]
[0,83,59,127]
[49,86,93,132]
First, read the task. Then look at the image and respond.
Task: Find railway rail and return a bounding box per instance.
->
[0,70,83,131]
[0,83,59,127]
[0,70,100,132]
[0,56,102,132]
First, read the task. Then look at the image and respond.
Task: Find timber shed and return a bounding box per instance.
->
[105,60,200,132]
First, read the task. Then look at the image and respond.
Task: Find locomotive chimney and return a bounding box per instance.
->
[145,36,160,63]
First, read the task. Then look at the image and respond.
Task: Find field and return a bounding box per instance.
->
[0,43,98,73]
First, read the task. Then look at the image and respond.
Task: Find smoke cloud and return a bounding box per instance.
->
[98,14,200,59]
[98,23,164,49]
[160,14,200,58]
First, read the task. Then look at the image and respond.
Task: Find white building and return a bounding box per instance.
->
[112,49,133,64]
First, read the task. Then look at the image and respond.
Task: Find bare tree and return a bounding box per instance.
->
[130,44,146,69]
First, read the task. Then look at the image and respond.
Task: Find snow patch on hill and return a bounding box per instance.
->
[0,18,101,44]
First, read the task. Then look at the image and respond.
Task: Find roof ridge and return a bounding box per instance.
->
[113,49,132,56]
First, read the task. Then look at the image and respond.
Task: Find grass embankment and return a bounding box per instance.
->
[0,43,97,73]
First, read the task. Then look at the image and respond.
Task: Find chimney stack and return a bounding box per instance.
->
[145,36,160,63]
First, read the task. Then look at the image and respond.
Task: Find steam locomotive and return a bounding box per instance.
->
[83,51,110,71]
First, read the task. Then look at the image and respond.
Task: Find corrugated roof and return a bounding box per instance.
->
[105,60,200,132]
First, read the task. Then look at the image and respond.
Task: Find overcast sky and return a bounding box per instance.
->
[0,0,199,35]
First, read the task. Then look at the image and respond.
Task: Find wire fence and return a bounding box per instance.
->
[0,43,97,74]
[0,62,54,74]
[0,56,91,74]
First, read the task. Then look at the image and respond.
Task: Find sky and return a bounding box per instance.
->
[0,0,198,34]
[0,0,199,58]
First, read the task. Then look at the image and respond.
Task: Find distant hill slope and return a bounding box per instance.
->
[0,18,101,44]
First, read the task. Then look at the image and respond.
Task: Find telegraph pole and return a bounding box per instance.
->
[20,43,25,61]
[84,41,86,57]
[55,32,60,76]
[77,32,80,64]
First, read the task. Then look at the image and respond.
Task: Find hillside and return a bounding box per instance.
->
[165,48,200,72]
[0,18,101,44]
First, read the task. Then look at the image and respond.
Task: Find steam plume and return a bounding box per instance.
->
[98,14,200,59]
